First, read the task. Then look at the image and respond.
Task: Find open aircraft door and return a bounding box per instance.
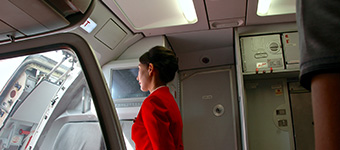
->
[0,33,125,150]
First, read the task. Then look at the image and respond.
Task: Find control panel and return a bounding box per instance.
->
[0,73,27,128]
[240,34,284,74]
[240,32,300,74]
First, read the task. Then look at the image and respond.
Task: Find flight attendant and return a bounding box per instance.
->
[132,46,183,150]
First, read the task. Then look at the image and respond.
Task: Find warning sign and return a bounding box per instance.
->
[275,89,283,96]
[11,135,23,145]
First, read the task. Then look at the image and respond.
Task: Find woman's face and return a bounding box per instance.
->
[137,63,151,92]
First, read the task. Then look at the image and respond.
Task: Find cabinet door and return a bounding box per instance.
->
[289,88,315,150]
[245,79,294,150]
[181,66,239,150]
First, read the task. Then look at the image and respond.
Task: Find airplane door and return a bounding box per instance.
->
[0,33,125,150]
[181,66,240,150]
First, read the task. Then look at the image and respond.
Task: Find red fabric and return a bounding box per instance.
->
[132,87,183,150]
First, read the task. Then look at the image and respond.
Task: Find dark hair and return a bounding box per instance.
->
[139,46,179,84]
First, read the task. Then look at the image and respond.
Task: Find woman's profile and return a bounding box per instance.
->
[132,46,183,150]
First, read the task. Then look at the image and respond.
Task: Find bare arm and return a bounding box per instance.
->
[311,73,340,150]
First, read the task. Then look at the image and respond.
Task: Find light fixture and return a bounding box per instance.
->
[112,0,198,29]
[177,0,197,23]
[257,0,272,16]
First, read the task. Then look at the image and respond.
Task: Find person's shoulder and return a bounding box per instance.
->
[142,94,162,107]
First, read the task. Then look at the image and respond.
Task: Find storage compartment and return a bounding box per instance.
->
[205,0,246,29]
[240,34,284,74]
[0,0,93,42]
[282,32,300,70]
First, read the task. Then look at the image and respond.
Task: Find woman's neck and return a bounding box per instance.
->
[150,85,166,93]
[148,69,166,93]
[149,72,164,91]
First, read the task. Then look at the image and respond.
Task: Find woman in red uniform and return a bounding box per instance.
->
[132,46,183,150]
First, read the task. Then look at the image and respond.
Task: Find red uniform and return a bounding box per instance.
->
[132,86,183,150]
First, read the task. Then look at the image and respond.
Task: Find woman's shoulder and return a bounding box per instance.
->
[142,88,172,108]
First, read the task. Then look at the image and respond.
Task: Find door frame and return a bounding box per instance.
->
[0,33,125,150]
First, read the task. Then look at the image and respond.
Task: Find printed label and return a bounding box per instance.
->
[267,58,283,68]
[256,62,268,68]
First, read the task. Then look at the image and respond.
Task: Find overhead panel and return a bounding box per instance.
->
[205,0,247,29]
[10,0,70,31]
[167,29,235,70]
[1,0,51,36]
[47,0,92,15]
[0,0,93,43]
[95,19,127,50]
[0,20,24,42]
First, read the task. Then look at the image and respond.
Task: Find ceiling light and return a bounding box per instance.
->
[177,0,197,23]
[257,0,272,16]
[112,0,198,29]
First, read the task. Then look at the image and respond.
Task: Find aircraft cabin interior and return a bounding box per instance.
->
[0,0,315,150]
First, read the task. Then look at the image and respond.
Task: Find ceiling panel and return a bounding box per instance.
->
[167,28,233,53]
